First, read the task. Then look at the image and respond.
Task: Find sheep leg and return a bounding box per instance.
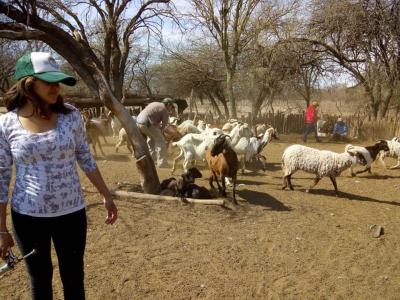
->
[329,176,339,196]
[306,177,320,193]
[287,175,294,190]
[282,176,288,190]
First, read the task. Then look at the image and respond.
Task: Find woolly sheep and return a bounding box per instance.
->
[281,144,366,195]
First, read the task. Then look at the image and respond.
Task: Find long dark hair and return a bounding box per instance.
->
[3,76,72,119]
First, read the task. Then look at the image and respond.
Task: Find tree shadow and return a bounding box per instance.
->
[102,154,132,162]
[357,174,399,180]
[265,163,282,172]
[237,179,267,185]
[236,189,291,211]
[298,189,400,207]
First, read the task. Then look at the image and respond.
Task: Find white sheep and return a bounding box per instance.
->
[378,137,400,169]
[281,144,366,195]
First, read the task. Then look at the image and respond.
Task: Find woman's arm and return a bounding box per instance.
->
[0,203,14,260]
[71,109,117,225]
[0,122,14,259]
[85,168,118,225]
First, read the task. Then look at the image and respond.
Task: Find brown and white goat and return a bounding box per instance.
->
[205,134,239,204]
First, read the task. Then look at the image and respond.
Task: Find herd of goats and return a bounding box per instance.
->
[81,109,400,204]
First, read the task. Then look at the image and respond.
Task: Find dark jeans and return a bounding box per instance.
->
[330,133,350,142]
[303,123,320,142]
[12,209,87,300]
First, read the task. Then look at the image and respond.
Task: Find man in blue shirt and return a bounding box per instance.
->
[331,117,349,142]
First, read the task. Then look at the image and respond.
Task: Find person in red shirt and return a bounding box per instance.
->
[303,101,321,142]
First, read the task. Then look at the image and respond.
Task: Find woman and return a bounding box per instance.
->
[0,52,118,300]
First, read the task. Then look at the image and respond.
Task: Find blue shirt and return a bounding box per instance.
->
[333,122,348,136]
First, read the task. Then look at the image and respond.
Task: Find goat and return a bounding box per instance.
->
[170,127,223,174]
[80,111,107,157]
[81,111,109,144]
[107,111,122,137]
[378,137,400,169]
[205,134,239,204]
[163,124,182,143]
[160,167,211,199]
[115,128,133,153]
[238,126,279,173]
[177,120,201,136]
[346,140,390,176]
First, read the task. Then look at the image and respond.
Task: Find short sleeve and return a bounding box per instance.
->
[0,122,12,203]
[72,110,97,173]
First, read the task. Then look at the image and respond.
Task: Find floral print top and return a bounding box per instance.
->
[0,104,97,217]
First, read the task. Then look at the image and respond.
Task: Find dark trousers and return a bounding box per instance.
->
[303,123,320,142]
[12,209,87,300]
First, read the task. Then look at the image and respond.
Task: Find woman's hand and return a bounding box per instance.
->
[103,197,118,225]
[0,232,15,260]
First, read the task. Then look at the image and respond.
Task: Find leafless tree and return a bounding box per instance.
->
[0,0,175,193]
[304,0,400,119]
[188,0,262,118]
[151,43,229,118]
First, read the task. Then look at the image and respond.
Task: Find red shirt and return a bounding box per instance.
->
[305,105,317,124]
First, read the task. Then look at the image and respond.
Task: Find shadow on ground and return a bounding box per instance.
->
[237,189,291,211]
[299,189,400,206]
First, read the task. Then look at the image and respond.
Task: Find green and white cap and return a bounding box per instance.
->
[15,52,76,86]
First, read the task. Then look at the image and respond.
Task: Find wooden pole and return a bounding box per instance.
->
[111,190,225,205]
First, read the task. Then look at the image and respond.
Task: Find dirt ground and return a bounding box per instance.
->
[1,134,400,299]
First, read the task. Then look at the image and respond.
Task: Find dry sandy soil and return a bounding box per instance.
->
[1,134,400,299]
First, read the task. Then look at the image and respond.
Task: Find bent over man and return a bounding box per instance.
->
[136,98,175,168]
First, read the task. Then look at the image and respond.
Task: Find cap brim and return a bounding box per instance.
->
[34,72,77,86]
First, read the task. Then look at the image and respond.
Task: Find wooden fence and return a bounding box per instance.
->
[249,112,400,141]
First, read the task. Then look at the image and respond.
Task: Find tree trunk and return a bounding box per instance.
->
[206,92,224,119]
[97,75,160,194]
[379,87,394,119]
[214,89,230,118]
[188,88,194,120]
[226,70,236,118]
[251,85,269,125]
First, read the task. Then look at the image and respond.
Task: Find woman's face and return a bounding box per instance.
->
[32,79,60,105]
